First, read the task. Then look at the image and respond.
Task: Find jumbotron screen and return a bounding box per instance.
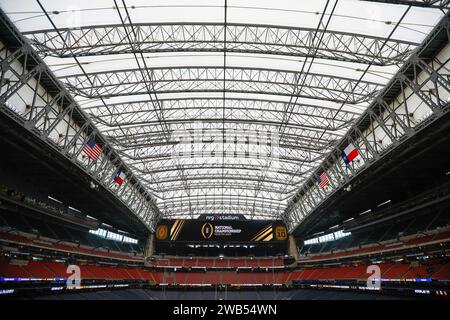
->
[155,214,287,243]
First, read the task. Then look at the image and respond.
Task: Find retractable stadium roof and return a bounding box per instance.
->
[0,0,447,224]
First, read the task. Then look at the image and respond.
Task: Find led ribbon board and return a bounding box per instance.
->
[155,217,287,243]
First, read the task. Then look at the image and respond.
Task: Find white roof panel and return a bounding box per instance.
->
[0,0,446,220]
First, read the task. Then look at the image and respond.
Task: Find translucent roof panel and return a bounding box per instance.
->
[0,0,446,221]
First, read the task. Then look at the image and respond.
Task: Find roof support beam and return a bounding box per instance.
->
[85,98,358,131]
[61,66,382,104]
[283,12,450,232]
[359,0,450,9]
[24,23,416,66]
[0,9,161,231]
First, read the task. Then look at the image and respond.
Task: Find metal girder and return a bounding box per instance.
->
[86,98,358,132]
[23,23,416,66]
[160,200,283,213]
[119,145,322,168]
[360,0,450,9]
[135,157,311,186]
[61,66,382,104]
[112,135,327,166]
[133,163,306,178]
[98,118,348,133]
[163,209,280,220]
[128,150,312,214]
[161,194,283,205]
[155,185,292,218]
[161,204,283,217]
[103,120,342,163]
[113,136,334,154]
[127,145,321,164]
[142,173,294,187]
[20,2,397,222]
[107,125,340,148]
[158,187,286,216]
[4,2,447,224]
[155,183,296,197]
[104,120,335,199]
[283,13,450,232]
[0,10,162,231]
[115,151,328,174]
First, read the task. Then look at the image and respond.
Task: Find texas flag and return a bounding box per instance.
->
[341,143,359,165]
[114,169,126,186]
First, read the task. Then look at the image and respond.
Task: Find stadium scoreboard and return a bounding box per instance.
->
[155,215,287,243]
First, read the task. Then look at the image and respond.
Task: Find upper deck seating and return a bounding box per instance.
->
[0,231,143,263]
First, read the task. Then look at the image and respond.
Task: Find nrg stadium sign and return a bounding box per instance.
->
[199,214,246,221]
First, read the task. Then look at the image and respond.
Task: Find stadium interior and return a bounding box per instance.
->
[0,0,449,301]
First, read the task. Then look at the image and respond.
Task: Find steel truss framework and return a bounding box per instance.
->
[360,0,450,8]
[88,97,349,210]
[0,12,162,231]
[53,62,378,218]
[0,0,449,228]
[282,14,450,231]
[25,23,416,66]
[61,66,382,104]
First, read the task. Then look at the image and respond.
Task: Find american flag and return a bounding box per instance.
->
[82,138,102,160]
[317,171,330,189]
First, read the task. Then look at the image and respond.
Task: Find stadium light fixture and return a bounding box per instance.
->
[377,199,392,207]
[47,196,62,204]
[359,209,371,215]
[68,206,82,213]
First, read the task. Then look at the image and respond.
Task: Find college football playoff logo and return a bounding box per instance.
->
[156,225,168,240]
[201,222,214,239]
[275,226,287,241]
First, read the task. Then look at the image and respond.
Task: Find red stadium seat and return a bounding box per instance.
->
[198,258,214,268]
[222,272,239,284]
[184,272,205,284]
[0,231,143,263]
[215,259,229,268]
[44,262,69,278]
[403,265,433,279]
[182,258,198,268]
[23,260,56,279]
[0,259,32,278]
[124,268,144,280]
[238,273,254,284]
[253,273,267,284]
[381,263,409,279]
[431,262,450,280]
